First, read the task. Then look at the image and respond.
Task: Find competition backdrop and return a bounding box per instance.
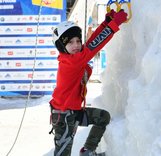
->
[0,0,66,96]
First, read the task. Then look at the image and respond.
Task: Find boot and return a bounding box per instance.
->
[79,147,97,156]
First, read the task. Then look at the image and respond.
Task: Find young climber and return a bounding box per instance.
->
[49,9,127,156]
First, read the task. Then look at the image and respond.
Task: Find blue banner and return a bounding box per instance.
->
[0,0,66,96]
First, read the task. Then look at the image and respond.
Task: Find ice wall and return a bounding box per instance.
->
[101,1,161,156]
[69,0,161,155]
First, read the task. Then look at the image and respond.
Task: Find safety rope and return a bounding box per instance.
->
[81,70,88,109]
[84,0,88,43]
[5,1,43,155]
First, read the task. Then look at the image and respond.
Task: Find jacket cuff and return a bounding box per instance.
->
[105,16,112,23]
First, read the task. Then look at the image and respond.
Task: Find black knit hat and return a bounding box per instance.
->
[55,26,82,53]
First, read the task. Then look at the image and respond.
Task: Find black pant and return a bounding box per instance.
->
[51,107,111,156]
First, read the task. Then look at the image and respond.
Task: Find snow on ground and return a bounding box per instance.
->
[0,82,102,156]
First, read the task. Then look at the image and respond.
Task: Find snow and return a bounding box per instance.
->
[0,83,102,156]
[1,0,161,156]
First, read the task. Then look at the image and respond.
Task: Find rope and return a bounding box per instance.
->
[84,0,88,42]
[5,1,43,155]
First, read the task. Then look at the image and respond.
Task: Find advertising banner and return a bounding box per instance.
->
[0,0,66,96]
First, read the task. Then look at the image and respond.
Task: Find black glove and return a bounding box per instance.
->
[105,9,116,23]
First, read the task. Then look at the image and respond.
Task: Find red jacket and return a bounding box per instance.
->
[50,20,119,111]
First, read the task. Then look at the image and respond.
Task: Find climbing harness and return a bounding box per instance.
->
[49,69,89,155]
[50,109,79,156]
[50,107,89,156]
[106,0,132,22]
[5,1,43,156]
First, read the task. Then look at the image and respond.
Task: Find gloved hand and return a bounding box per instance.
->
[113,9,128,26]
[105,9,116,23]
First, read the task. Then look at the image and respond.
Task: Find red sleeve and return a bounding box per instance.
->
[86,20,119,51]
[58,20,119,69]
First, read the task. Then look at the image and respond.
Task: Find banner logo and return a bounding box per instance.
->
[32,0,63,9]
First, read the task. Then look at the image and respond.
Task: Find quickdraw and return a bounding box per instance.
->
[106,0,132,22]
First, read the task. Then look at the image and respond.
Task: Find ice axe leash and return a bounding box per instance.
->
[106,0,132,22]
[5,1,43,156]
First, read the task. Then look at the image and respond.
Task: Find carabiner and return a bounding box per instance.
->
[106,0,118,13]
[118,0,132,22]
[106,0,132,22]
